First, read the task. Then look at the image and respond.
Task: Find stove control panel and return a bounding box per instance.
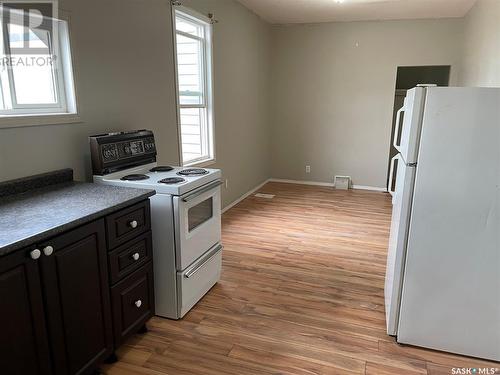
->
[90,130,157,175]
[102,144,119,162]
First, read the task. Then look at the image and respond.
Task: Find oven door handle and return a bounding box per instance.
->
[182,180,223,202]
[184,244,223,278]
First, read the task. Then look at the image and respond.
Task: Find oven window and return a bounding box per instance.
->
[188,197,213,232]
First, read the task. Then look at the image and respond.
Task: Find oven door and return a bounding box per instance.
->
[173,180,222,270]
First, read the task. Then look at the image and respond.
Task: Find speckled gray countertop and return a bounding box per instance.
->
[0,171,155,256]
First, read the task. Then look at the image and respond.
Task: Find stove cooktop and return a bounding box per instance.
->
[94,163,222,196]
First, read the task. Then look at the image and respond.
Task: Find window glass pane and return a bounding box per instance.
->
[8,24,50,50]
[0,89,5,110]
[180,107,209,163]
[176,33,204,105]
[28,29,50,49]
[10,55,57,104]
[175,16,204,38]
[8,24,57,105]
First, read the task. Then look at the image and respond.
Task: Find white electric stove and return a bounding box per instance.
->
[90,130,223,319]
[94,162,221,196]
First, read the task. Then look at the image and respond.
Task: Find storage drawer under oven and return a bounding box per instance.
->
[108,231,152,285]
[111,262,154,346]
[176,244,223,318]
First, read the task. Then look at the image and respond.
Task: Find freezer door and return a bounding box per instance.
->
[384,154,416,335]
[394,87,426,164]
[397,87,500,361]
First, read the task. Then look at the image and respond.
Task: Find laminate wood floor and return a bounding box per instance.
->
[103,182,499,375]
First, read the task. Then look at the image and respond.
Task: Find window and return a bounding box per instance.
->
[0,7,77,119]
[173,7,214,166]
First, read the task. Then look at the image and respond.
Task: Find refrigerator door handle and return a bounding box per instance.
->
[393,106,405,153]
[388,154,398,197]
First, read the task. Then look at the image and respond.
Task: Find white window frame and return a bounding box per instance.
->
[172,5,215,167]
[0,8,79,128]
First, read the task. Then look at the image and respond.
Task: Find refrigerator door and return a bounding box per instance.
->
[394,87,426,164]
[384,153,416,335]
[398,87,500,361]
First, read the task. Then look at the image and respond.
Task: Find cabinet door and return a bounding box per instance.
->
[0,248,52,375]
[40,219,113,375]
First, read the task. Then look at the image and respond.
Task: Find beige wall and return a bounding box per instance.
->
[0,0,179,182]
[460,0,500,87]
[1,0,495,201]
[0,0,271,208]
[269,19,463,188]
[181,0,272,207]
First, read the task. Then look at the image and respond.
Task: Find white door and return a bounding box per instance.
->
[173,181,222,270]
[385,154,416,335]
[394,87,426,164]
[397,87,500,361]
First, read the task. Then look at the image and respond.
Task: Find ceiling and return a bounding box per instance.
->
[237,0,477,24]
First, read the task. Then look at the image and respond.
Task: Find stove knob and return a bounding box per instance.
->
[129,220,138,229]
[132,253,140,261]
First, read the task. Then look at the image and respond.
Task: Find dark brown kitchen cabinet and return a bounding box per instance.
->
[0,248,52,375]
[40,219,113,375]
[0,199,154,375]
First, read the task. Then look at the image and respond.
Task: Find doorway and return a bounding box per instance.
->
[386,65,451,191]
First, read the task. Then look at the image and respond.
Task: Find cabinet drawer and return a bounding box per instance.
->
[111,262,154,346]
[106,200,151,249]
[108,231,152,285]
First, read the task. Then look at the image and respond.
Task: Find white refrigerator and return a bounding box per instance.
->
[384,86,500,361]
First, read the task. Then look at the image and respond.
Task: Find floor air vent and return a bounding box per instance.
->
[334,176,352,190]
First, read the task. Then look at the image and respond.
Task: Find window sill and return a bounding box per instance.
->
[0,113,82,129]
[184,158,216,168]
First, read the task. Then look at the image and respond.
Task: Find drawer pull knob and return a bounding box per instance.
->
[132,253,140,261]
[43,246,54,256]
[30,249,41,260]
[134,300,142,308]
[129,220,138,228]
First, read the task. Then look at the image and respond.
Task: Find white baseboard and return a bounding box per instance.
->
[268,178,334,187]
[352,184,387,192]
[222,177,387,213]
[222,178,271,213]
[269,178,387,192]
